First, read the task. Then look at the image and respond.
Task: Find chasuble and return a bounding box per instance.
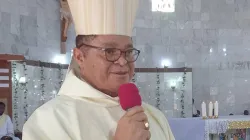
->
[22,71,175,140]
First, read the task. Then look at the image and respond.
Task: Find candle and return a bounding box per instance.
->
[214,101,219,116]
[208,102,213,116]
[201,101,207,117]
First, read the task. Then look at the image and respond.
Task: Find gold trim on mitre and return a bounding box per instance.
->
[68,0,139,36]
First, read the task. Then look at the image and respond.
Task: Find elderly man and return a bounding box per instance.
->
[22,0,175,140]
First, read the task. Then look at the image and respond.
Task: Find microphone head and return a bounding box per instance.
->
[118,83,142,110]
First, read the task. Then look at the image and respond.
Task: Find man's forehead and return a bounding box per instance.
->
[102,42,133,48]
[94,35,133,48]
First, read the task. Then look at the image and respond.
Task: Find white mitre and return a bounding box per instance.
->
[68,0,139,36]
[67,0,139,75]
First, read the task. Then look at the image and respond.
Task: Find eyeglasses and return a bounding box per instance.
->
[78,43,140,63]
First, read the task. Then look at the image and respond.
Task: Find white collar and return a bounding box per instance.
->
[58,70,119,103]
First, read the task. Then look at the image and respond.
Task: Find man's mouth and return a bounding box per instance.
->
[113,71,128,75]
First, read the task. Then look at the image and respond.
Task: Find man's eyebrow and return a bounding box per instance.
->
[125,44,133,49]
[102,42,117,47]
[101,42,133,49]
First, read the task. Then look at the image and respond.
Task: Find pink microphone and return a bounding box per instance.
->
[118,83,142,110]
[118,83,150,130]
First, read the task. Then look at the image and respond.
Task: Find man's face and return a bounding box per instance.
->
[74,35,135,96]
[0,105,5,115]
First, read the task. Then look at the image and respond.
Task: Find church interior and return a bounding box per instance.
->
[0,0,250,139]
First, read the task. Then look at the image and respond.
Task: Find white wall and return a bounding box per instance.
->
[1,0,250,116]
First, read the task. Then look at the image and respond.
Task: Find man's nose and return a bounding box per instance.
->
[115,54,127,66]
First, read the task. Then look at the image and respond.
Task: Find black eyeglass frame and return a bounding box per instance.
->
[77,43,141,63]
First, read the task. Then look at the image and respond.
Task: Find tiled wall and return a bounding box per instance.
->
[0,0,74,63]
[135,72,193,118]
[134,0,250,116]
[1,0,250,116]
[12,62,67,131]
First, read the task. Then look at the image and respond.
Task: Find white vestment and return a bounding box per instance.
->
[0,114,19,140]
[22,71,175,140]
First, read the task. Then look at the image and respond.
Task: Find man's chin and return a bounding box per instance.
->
[107,76,131,94]
[111,74,130,82]
[110,80,129,92]
[115,79,130,86]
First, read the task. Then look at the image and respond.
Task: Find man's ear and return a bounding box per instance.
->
[73,48,85,63]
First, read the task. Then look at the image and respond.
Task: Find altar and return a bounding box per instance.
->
[168,115,250,140]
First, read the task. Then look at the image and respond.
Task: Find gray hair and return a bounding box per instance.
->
[68,35,97,79]
[68,57,81,78]
[76,35,97,48]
